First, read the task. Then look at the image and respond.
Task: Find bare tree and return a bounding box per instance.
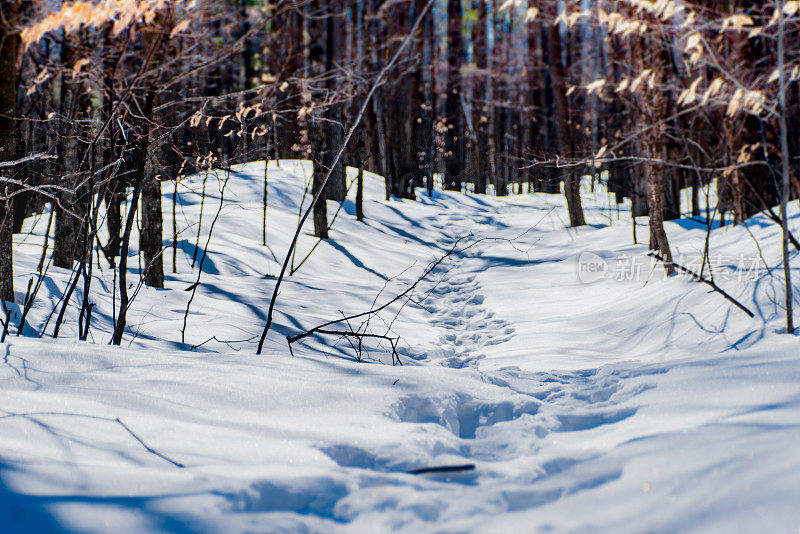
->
[0,0,24,302]
[777,0,795,333]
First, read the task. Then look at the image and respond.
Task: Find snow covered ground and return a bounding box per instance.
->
[2,161,799,533]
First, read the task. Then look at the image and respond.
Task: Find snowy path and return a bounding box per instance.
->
[2,162,800,532]
[416,211,517,368]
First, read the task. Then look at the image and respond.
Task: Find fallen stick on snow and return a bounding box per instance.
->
[288,328,402,365]
[408,464,476,475]
[648,251,755,318]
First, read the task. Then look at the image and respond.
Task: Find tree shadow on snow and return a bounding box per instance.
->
[0,461,205,533]
[0,463,64,534]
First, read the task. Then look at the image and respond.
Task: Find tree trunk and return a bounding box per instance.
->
[323,111,347,202]
[415,0,434,196]
[312,148,329,239]
[138,68,163,287]
[691,182,700,218]
[355,165,364,222]
[101,43,122,268]
[53,41,84,269]
[141,165,164,288]
[111,179,143,345]
[547,22,585,226]
[663,150,681,221]
[647,151,675,276]
[307,0,332,235]
[474,0,488,194]
[372,89,391,200]
[0,0,22,301]
[443,0,463,192]
[632,28,674,275]
[778,0,795,333]
[323,1,347,202]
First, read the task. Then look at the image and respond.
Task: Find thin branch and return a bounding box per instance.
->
[649,251,755,318]
[286,234,472,347]
[182,170,230,344]
[0,152,56,168]
[408,464,475,475]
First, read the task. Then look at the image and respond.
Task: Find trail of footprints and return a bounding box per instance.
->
[231,213,667,526]
[418,217,516,368]
[284,364,663,525]
[421,267,516,368]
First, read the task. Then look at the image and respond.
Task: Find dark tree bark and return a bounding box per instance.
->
[495,95,509,196]
[0,0,22,301]
[631,30,675,275]
[647,150,675,275]
[312,135,330,239]
[132,88,158,287]
[415,0,434,196]
[141,163,164,288]
[473,0,489,195]
[546,21,585,226]
[443,0,463,191]
[323,0,347,202]
[101,45,123,268]
[663,144,682,221]
[138,29,167,288]
[52,41,85,269]
[691,180,701,217]
[308,0,329,237]
[538,26,560,195]
[355,164,364,222]
[111,177,143,345]
[52,159,82,269]
[372,88,390,200]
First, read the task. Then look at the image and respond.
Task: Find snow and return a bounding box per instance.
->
[2,161,800,532]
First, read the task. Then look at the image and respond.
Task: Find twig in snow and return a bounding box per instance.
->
[286,234,474,363]
[191,172,209,269]
[182,169,231,344]
[408,464,475,475]
[649,251,755,318]
[190,334,259,352]
[0,301,10,342]
[17,209,55,336]
[761,204,800,251]
[288,328,402,365]
[741,220,775,277]
[40,262,81,337]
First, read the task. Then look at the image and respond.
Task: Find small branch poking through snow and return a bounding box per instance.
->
[182,170,231,345]
[289,329,402,366]
[286,223,544,364]
[408,464,476,475]
[0,301,11,342]
[649,251,755,318]
[286,235,474,364]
